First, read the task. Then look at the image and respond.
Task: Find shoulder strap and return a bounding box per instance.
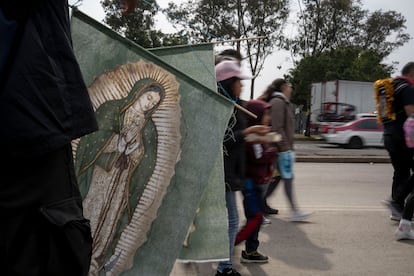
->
[393,78,410,93]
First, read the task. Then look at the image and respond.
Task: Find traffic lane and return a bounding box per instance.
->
[257,163,407,276]
[276,162,393,210]
[171,163,405,276]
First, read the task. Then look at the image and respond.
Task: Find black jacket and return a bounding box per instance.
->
[383,77,414,138]
[223,100,247,191]
[0,0,98,159]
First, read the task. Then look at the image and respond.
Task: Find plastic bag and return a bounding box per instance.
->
[403,115,414,148]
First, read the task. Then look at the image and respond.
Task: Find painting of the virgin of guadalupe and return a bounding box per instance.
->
[72,60,181,276]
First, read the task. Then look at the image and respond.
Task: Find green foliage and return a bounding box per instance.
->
[289,48,393,106]
[166,0,290,98]
[165,0,238,43]
[361,10,410,58]
[289,0,410,57]
[100,0,187,48]
[99,0,410,105]
[287,0,410,108]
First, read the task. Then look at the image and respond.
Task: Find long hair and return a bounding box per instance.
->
[259,78,287,102]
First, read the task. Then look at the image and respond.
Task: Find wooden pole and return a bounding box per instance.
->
[235,103,257,119]
[211,36,267,45]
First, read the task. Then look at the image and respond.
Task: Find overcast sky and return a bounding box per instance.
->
[73,0,414,99]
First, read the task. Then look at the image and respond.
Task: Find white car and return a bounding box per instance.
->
[355,113,377,119]
[322,117,384,149]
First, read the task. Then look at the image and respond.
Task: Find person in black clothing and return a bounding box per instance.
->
[0,1,137,275]
[382,62,414,240]
[215,60,270,276]
[382,62,414,222]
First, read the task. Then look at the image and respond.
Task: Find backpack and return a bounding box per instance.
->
[373,78,410,124]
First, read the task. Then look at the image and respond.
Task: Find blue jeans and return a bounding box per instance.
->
[242,179,268,252]
[217,191,239,272]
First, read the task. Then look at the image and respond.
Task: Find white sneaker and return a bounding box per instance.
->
[289,210,313,222]
[395,219,414,240]
[262,215,271,225]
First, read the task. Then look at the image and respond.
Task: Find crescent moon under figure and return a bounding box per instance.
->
[72,60,181,276]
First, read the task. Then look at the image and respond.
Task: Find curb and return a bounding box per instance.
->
[296,156,390,163]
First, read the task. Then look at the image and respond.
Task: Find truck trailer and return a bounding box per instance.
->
[310,80,376,133]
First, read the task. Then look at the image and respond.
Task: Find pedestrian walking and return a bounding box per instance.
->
[386,62,414,239]
[259,78,313,221]
[215,60,271,276]
[376,62,414,221]
[235,99,277,263]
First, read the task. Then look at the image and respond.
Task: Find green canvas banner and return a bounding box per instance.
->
[70,10,232,275]
[150,45,231,262]
[149,43,217,92]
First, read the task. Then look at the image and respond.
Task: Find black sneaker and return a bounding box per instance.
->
[264,205,279,215]
[240,250,269,263]
[381,199,403,221]
[215,267,241,276]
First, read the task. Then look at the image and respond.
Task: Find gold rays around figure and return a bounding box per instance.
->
[73,60,181,275]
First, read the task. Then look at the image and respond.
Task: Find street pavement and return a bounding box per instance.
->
[170,141,414,276]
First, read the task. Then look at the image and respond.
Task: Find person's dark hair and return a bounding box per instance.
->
[401,62,414,76]
[260,78,287,102]
[217,77,238,100]
[219,49,242,61]
[215,49,243,65]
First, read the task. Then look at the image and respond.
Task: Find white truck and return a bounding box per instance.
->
[309,80,376,133]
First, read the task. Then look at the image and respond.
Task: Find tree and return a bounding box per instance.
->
[289,0,410,58]
[289,48,393,105]
[360,10,410,58]
[166,0,289,98]
[287,0,410,120]
[100,0,187,48]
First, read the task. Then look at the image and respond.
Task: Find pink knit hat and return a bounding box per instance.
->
[215,60,253,82]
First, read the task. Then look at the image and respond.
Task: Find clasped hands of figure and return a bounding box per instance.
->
[243,125,281,144]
